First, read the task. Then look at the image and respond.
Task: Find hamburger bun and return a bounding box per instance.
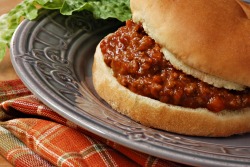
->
[92,0,250,137]
[131,0,250,89]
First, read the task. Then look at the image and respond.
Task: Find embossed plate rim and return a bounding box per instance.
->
[10,10,250,167]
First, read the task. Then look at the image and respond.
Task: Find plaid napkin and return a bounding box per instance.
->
[0,79,185,167]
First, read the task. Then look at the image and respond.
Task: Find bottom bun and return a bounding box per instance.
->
[92,43,250,137]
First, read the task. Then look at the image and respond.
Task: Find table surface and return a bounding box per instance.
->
[0,0,22,165]
[0,0,20,81]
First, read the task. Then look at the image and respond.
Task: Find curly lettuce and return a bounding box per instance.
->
[0,0,131,60]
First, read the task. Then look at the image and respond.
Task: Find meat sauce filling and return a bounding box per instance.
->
[100,20,250,112]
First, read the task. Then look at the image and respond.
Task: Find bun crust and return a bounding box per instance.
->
[93,44,250,137]
[131,0,250,87]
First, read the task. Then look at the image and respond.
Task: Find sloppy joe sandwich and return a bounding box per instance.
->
[92,0,250,137]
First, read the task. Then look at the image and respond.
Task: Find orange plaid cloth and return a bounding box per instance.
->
[0,79,185,167]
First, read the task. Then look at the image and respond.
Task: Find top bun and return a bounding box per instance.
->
[130,0,250,88]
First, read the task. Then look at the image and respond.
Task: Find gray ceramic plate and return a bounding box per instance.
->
[10,10,250,167]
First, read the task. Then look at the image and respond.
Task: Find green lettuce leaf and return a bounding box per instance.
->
[0,0,38,60]
[0,0,131,61]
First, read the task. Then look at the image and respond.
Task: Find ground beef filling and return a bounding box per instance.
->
[100,20,250,112]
